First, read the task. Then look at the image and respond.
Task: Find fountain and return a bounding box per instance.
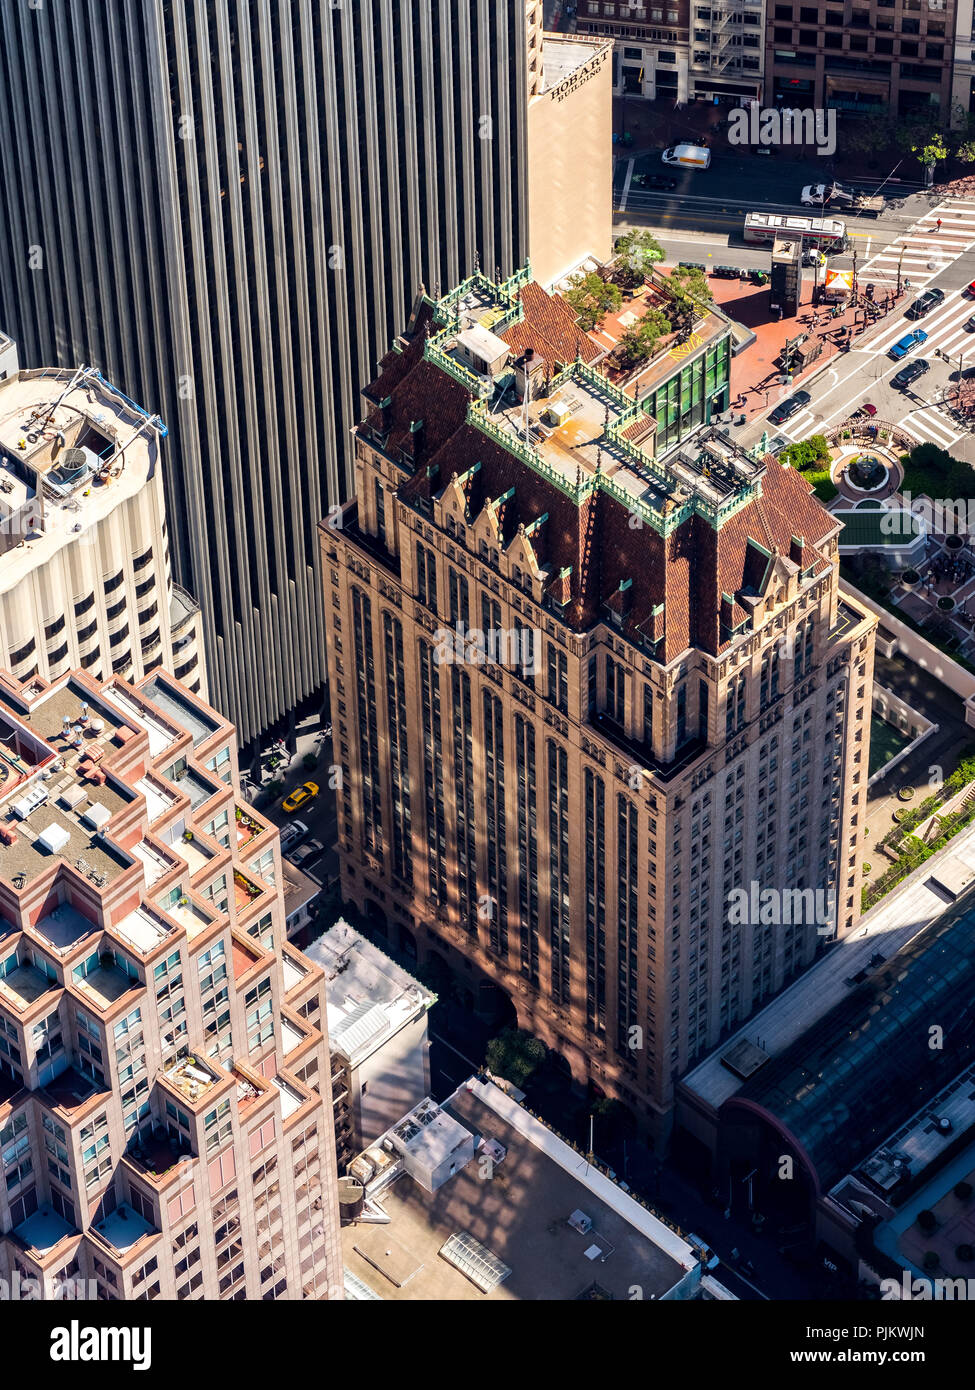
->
[847,453,888,492]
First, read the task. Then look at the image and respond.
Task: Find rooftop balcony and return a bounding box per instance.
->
[41,1065,109,1117]
[112,904,178,957]
[162,1051,221,1104]
[235,805,267,850]
[231,932,267,982]
[168,765,219,812]
[176,829,216,878]
[135,773,179,826]
[0,959,58,1012]
[124,1131,195,1182]
[161,892,215,943]
[233,868,266,914]
[13,1204,77,1258]
[282,951,310,996]
[33,901,98,954]
[91,1202,157,1256]
[130,837,180,888]
[71,957,139,1010]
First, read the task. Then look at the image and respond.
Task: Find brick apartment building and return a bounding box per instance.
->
[765,0,957,120]
[576,0,766,105]
[321,265,876,1140]
[0,667,342,1300]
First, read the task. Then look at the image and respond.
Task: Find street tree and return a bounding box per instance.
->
[909,130,950,185]
[484,1027,548,1090]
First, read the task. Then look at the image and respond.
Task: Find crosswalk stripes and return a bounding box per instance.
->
[787,409,817,439]
[856,200,975,292]
[897,407,966,448]
[862,291,975,359]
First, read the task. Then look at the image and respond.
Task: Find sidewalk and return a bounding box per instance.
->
[701,270,904,422]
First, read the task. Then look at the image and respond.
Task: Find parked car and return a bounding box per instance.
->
[891,359,929,390]
[632,172,677,191]
[291,839,325,876]
[279,820,309,854]
[281,781,318,814]
[768,390,811,425]
[889,328,928,360]
[905,287,945,319]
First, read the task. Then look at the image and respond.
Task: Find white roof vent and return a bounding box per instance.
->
[83,802,112,830]
[36,822,71,854]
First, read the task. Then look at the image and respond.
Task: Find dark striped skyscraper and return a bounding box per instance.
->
[0,0,534,743]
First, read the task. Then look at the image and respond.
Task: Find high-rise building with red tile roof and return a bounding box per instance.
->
[322,265,875,1140]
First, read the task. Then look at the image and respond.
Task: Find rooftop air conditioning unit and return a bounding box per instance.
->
[568,1209,593,1235]
[543,400,571,428]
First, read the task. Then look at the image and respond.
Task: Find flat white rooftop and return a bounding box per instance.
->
[305,918,434,1066]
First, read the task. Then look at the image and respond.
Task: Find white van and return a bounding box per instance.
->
[661,143,711,170]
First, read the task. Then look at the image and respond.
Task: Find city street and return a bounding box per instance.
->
[244,715,340,889]
[619,179,975,460]
[615,146,928,245]
[736,198,975,459]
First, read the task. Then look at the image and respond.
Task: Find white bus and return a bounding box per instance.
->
[743,212,847,253]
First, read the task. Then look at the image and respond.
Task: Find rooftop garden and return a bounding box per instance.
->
[564,231,716,376]
[863,750,975,910]
[235,805,265,847]
[780,434,837,503]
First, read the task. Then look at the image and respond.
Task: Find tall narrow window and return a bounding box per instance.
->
[374,480,386,543]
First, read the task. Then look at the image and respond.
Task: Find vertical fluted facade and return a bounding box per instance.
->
[0,0,530,743]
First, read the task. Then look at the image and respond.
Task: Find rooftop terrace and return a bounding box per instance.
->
[162,1052,222,1103]
[427,272,759,535]
[0,678,142,892]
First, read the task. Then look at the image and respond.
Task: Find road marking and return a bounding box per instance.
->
[787,408,816,436]
[619,158,634,213]
[862,290,965,356]
[897,407,965,447]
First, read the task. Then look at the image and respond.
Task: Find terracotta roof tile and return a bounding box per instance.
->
[361,303,835,662]
[501,282,602,368]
